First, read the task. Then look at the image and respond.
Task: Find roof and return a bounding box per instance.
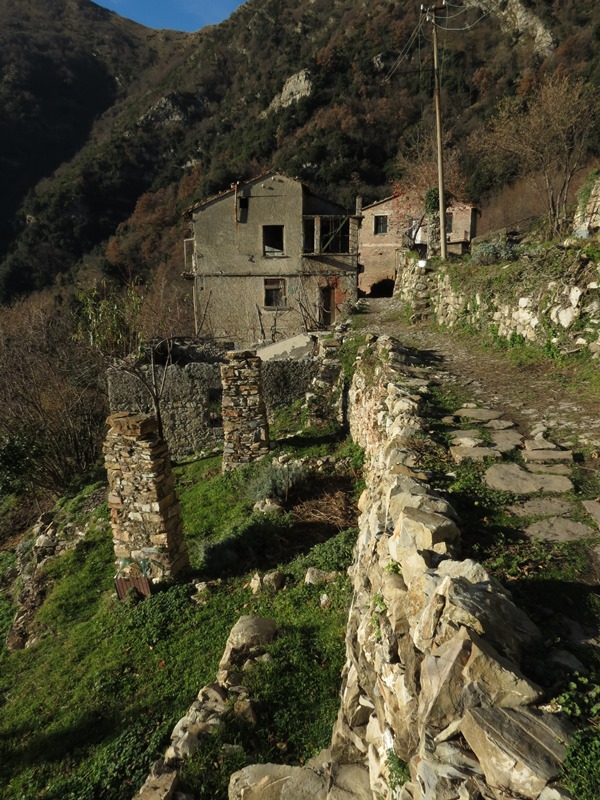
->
[185,170,349,216]
[362,194,398,212]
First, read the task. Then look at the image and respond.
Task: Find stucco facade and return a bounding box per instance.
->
[187,173,359,347]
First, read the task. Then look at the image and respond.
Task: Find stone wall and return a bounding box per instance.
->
[108,358,318,460]
[104,413,189,582]
[221,351,270,472]
[331,336,571,799]
[395,253,600,355]
[230,336,573,800]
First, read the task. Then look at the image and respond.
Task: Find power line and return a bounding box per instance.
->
[384,16,426,82]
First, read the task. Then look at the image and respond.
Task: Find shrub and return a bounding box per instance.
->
[471,240,519,265]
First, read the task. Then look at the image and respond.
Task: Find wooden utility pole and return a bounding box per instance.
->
[422,3,447,259]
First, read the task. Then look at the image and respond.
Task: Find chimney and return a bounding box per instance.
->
[355,195,363,216]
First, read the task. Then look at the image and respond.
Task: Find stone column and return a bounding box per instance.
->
[104,412,189,582]
[220,350,270,473]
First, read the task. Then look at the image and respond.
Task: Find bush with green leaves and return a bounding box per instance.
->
[471,240,520,266]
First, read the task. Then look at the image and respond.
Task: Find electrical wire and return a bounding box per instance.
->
[434,8,493,32]
[384,16,426,82]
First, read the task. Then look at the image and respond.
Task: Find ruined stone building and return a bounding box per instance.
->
[185,172,359,347]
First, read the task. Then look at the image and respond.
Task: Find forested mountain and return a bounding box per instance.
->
[1,0,599,300]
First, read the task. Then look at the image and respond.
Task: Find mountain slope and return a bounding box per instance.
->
[1,0,599,301]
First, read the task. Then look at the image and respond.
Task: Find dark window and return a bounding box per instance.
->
[445,212,453,234]
[264,278,286,308]
[321,217,350,253]
[208,388,223,428]
[374,215,388,235]
[263,225,284,256]
[303,219,315,253]
[239,197,249,210]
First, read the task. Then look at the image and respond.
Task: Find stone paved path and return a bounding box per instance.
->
[360,297,600,449]
[354,298,600,648]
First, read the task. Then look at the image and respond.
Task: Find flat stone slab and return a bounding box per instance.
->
[485,463,573,494]
[449,430,483,447]
[450,446,499,464]
[583,500,600,529]
[522,449,573,463]
[508,498,574,518]
[527,464,572,475]
[461,707,571,799]
[454,407,503,422]
[524,437,558,451]
[525,517,596,542]
[490,429,523,452]
[449,428,483,440]
[485,419,515,430]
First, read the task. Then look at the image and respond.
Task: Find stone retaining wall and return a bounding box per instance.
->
[395,255,600,355]
[231,336,573,800]
[331,336,572,799]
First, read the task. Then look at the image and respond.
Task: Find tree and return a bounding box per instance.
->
[393,126,467,249]
[77,282,191,439]
[469,72,599,235]
[0,294,106,496]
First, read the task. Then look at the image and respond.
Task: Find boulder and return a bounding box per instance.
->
[218,616,277,683]
[228,764,327,800]
[305,567,338,585]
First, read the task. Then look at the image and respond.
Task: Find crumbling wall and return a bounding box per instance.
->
[108,358,317,460]
[104,412,189,582]
[221,351,270,472]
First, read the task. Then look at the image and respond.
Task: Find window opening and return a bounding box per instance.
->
[303,219,315,253]
[208,388,223,428]
[264,278,286,308]
[321,217,350,253]
[263,225,284,256]
[374,215,388,235]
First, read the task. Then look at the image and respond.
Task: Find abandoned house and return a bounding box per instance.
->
[358,195,477,295]
[184,172,360,347]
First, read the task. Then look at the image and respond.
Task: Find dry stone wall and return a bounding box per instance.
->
[221,351,270,472]
[104,412,189,582]
[332,336,572,800]
[230,336,574,800]
[395,254,600,355]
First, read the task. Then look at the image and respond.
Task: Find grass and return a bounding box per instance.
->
[0,424,359,800]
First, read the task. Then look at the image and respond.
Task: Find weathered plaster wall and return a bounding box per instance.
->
[395,253,600,355]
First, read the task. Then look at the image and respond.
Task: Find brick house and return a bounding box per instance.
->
[184,172,359,347]
[358,195,477,295]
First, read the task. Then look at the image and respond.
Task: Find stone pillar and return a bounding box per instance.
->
[104,412,189,582]
[220,350,270,473]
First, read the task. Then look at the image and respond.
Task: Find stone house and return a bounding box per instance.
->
[358,195,477,295]
[185,172,359,347]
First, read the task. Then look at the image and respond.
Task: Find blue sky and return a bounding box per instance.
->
[94,0,245,31]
